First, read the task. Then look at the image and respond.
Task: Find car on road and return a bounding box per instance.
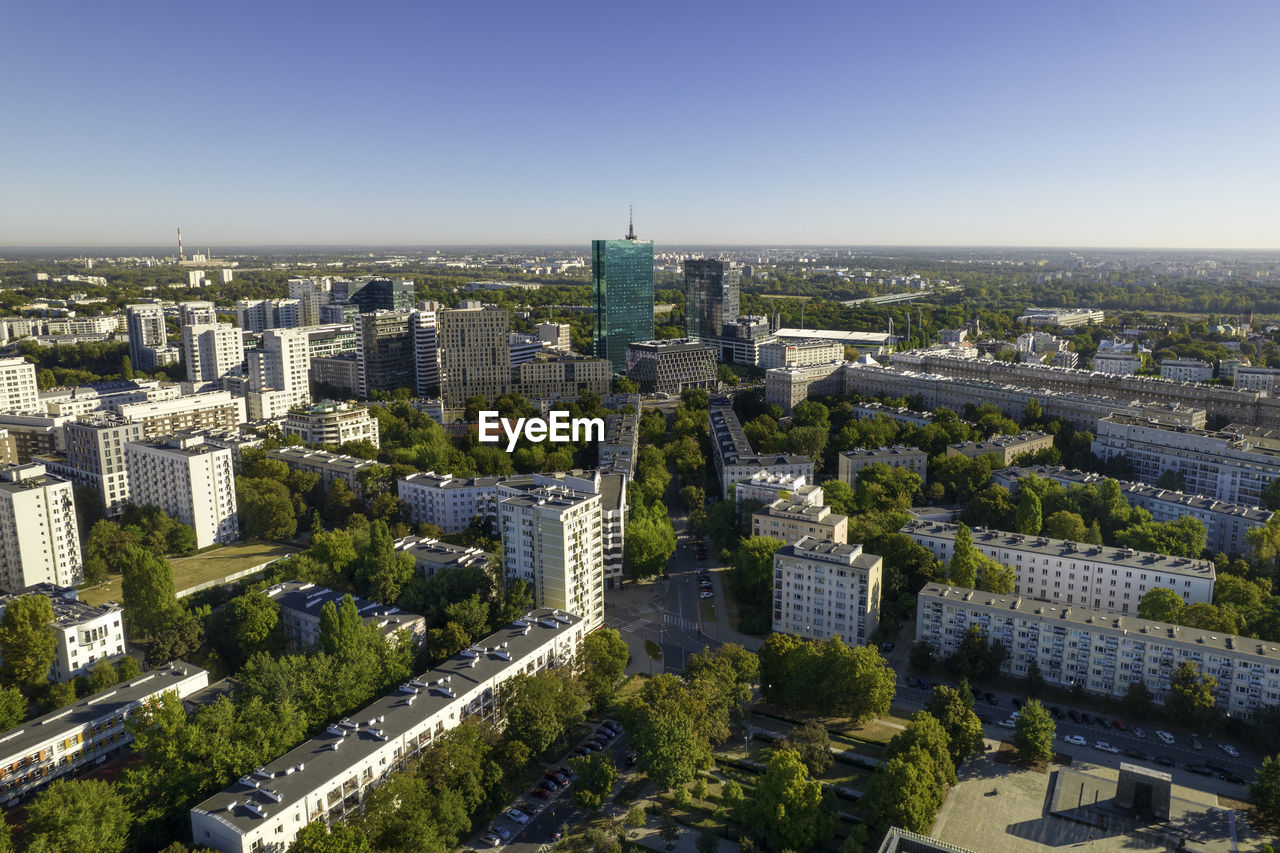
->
[1185,764,1214,777]
[490,825,513,842]
[573,746,591,757]
[1112,719,1127,731]
[625,750,638,766]
[481,832,503,848]
[1063,734,1087,746]
[505,808,530,825]
[1123,748,1146,760]
[1096,716,1111,728]
[1220,744,1240,757]
[1191,737,1203,750]
[881,641,895,653]
[1132,727,1146,739]
[1153,756,1176,768]
[528,786,552,800]
[1205,763,1230,775]
[985,694,999,706]
[1156,730,1175,745]
[1095,741,1120,754]
[700,590,714,599]
[998,718,1017,728]
[1222,772,1246,785]
[1080,713,1094,724]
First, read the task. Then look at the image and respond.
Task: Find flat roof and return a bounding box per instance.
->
[773,328,891,344]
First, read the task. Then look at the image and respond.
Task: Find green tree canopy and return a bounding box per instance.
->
[22,779,133,853]
[747,748,837,851]
[1137,587,1185,623]
[579,627,631,710]
[0,595,56,689]
[1012,699,1055,763]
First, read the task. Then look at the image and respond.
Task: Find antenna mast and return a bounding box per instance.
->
[625,206,636,241]
[177,227,184,262]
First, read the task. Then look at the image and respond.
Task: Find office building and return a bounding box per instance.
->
[265,447,379,497]
[710,315,775,366]
[773,327,890,353]
[287,277,333,327]
[282,401,380,449]
[509,333,544,367]
[0,584,126,682]
[916,583,1280,720]
[350,278,415,314]
[902,519,1215,615]
[709,401,813,499]
[125,304,168,370]
[181,323,244,384]
[236,299,302,333]
[0,464,82,591]
[319,303,359,325]
[125,436,238,549]
[946,432,1055,465]
[305,325,357,360]
[117,391,245,438]
[592,219,654,373]
[838,446,928,485]
[411,306,441,398]
[393,536,492,578]
[498,485,604,631]
[512,352,612,400]
[64,413,144,515]
[1160,358,1213,383]
[624,339,717,395]
[773,537,883,644]
[684,258,741,341]
[309,354,359,396]
[438,305,511,405]
[189,612,580,853]
[264,582,425,650]
[536,322,571,351]
[751,500,848,544]
[356,312,415,399]
[0,662,207,804]
[758,339,845,370]
[1016,307,1104,327]
[0,358,39,413]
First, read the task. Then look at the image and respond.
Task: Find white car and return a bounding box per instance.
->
[998,718,1017,728]
[480,833,503,848]
[504,809,530,825]
[1220,743,1240,757]
[1132,727,1146,739]
[1094,741,1120,754]
[1156,730,1175,745]
[1063,734,1087,746]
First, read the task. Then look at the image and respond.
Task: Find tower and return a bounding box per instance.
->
[592,212,654,374]
[684,258,741,341]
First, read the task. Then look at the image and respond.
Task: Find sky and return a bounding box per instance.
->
[3,1,1279,248]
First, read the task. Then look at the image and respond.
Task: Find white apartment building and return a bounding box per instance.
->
[917,583,1280,720]
[0,662,207,804]
[1092,415,1280,506]
[282,401,380,449]
[117,391,246,438]
[393,536,492,578]
[752,500,848,544]
[64,413,144,515]
[0,358,38,413]
[411,307,440,398]
[265,447,379,497]
[125,304,168,370]
[246,328,312,421]
[264,582,425,650]
[710,403,814,499]
[287,278,333,327]
[190,611,582,853]
[498,486,604,631]
[236,299,301,333]
[1234,366,1280,394]
[0,584,127,682]
[1159,358,1213,383]
[398,472,505,533]
[181,323,245,384]
[838,446,928,485]
[125,436,238,549]
[0,464,82,591]
[757,339,845,369]
[179,301,217,325]
[773,536,883,644]
[902,519,1215,615]
[1092,352,1143,376]
[735,471,823,509]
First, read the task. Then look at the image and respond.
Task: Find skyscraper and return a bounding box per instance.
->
[125,304,168,369]
[351,278,416,314]
[355,312,415,398]
[684,258,741,340]
[592,213,654,374]
[438,304,511,405]
[181,323,245,384]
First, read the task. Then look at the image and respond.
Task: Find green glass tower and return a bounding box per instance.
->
[593,212,654,374]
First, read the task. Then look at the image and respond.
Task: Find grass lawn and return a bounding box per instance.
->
[80,540,299,605]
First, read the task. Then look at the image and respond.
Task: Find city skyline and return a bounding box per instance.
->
[4,2,1279,248]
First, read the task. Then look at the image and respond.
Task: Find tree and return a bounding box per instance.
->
[0,685,26,730]
[355,520,415,605]
[728,536,783,632]
[116,656,142,681]
[236,478,298,541]
[1043,510,1088,542]
[568,751,617,810]
[748,748,837,851]
[288,821,373,852]
[83,520,137,583]
[620,673,713,790]
[87,658,118,693]
[1024,658,1044,698]
[948,523,977,588]
[1122,679,1154,719]
[500,669,588,758]
[1179,602,1239,634]
[0,595,55,689]
[623,515,677,582]
[1137,587,1185,624]
[579,628,631,710]
[119,544,180,640]
[1165,661,1218,730]
[224,591,281,664]
[120,354,134,380]
[1014,489,1042,535]
[884,712,956,792]
[783,720,834,775]
[323,479,360,528]
[926,686,984,764]
[22,779,132,853]
[1249,754,1280,825]
[908,641,935,672]
[863,754,943,834]
[973,554,1015,594]
[1012,699,1055,763]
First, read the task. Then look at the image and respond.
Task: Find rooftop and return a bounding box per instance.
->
[0,584,119,627]
[264,583,422,635]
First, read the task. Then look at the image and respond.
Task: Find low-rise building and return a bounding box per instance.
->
[946,432,1055,465]
[512,351,612,400]
[264,582,425,650]
[282,401,380,449]
[266,446,380,497]
[1159,358,1213,383]
[735,471,822,509]
[838,446,928,484]
[758,339,845,369]
[393,537,491,577]
[0,413,71,462]
[598,408,640,477]
[625,339,718,395]
[0,584,126,682]
[773,537,882,644]
[752,500,848,544]
[1093,352,1143,376]
[125,436,238,549]
[1017,308,1104,327]
[710,402,813,500]
[1234,365,1280,394]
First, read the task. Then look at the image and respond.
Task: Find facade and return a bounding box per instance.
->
[64,413,144,515]
[235,299,301,333]
[0,413,70,461]
[399,471,504,534]
[773,537,883,644]
[264,582,425,650]
[246,329,312,421]
[0,357,39,413]
[349,278,415,314]
[710,402,814,499]
[117,391,245,438]
[125,436,238,549]
[684,258,741,341]
[598,409,640,477]
[772,327,890,353]
[592,225,655,373]
[181,323,244,384]
[438,305,512,405]
[624,339,717,395]
[265,447,378,496]
[1159,358,1213,383]
[710,315,774,366]
[498,486,604,631]
[946,432,1055,465]
[917,583,1280,720]
[287,277,333,327]
[411,307,440,398]
[1092,352,1143,376]
[758,339,845,370]
[1017,307,1104,327]
[0,584,126,682]
[764,362,845,413]
[877,828,974,853]
[355,312,415,398]
[1234,366,1280,394]
[838,446,928,484]
[0,662,207,805]
[509,332,544,367]
[751,500,848,544]
[125,304,168,370]
[902,519,1215,615]
[282,401,380,449]
[0,465,82,591]
[190,612,581,853]
[0,431,13,466]
[309,354,360,396]
[536,322,571,351]
[512,352,612,400]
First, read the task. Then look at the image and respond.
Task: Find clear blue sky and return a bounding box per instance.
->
[4,1,1278,248]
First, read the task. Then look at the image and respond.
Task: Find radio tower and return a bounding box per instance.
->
[177,227,184,263]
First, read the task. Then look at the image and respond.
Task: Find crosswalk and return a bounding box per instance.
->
[663,612,700,632]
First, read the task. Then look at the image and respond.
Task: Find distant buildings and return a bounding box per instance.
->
[1092,351,1143,376]
[180,323,244,384]
[772,537,882,644]
[125,304,169,370]
[536,322,571,352]
[0,464,82,591]
[1159,358,1213,383]
[592,220,654,373]
[945,432,1055,465]
[282,401,380,449]
[625,339,717,395]
[117,391,245,438]
[1017,307,1104,327]
[0,357,39,413]
[684,259,741,341]
[1234,365,1280,394]
[758,339,844,370]
[513,351,612,401]
[235,298,301,333]
[349,278,415,314]
[709,315,774,366]
[355,312,415,399]
[125,436,238,549]
[245,328,312,421]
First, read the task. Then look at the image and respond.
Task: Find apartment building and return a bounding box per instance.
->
[246,328,312,421]
[116,391,245,439]
[536,322,571,351]
[0,413,70,462]
[1093,352,1143,376]
[902,519,1215,615]
[1159,358,1213,383]
[735,471,823,510]
[1235,366,1280,394]
[993,465,1272,556]
[0,431,14,466]
[125,304,168,370]
[624,339,717,395]
[411,307,440,398]
[264,447,379,497]
[126,436,238,549]
[764,362,846,413]
[757,339,845,369]
[264,582,425,650]
[1092,415,1280,506]
[63,413,144,515]
[0,464,82,591]
[399,472,506,533]
[287,277,333,327]
[598,408,639,477]
[305,325,358,359]
[0,662,208,804]
[392,536,492,578]
[282,401,380,449]
[0,584,126,682]
[773,536,883,644]
[946,432,1055,465]
[838,446,928,485]
[498,486,604,631]
[512,351,612,400]
[752,500,848,544]
[181,323,245,384]
[0,358,38,413]
[917,583,1280,720]
[189,611,582,853]
[439,305,511,405]
[236,299,301,333]
[710,402,813,499]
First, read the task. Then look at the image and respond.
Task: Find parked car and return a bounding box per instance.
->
[1063,734,1087,746]
[536,779,557,792]
[1156,730,1175,745]
[603,720,623,734]
[491,825,513,842]
[584,741,603,751]
[1080,713,1095,724]
[513,803,538,817]
[481,832,504,848]
[1095,741,1120,754]
[998,718,1017,728]
[1096,716,1111,728]
[544,772,569,788]
[1068,710,1080,723]
[1185,764,1213,777]
[700,590,713,599]
[1123,748,1146,760]
[573,746,591,757]
[1153,756,1176,768]
[1222,772,1246,785]
[978,714,994,724]
[505,808,530,825]
[528,786,552,800]
[558,765,576,779]
[1112,719,1127,731]
[1220,743,1240,757]
[881,642,895,653]
[1048,705,1063,719]
[985,694,999,706]
[1191,738,1203,751]
[1132,727,1146,739]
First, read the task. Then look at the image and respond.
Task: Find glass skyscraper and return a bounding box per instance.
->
[592,217,654,374]
[684,258,741,340]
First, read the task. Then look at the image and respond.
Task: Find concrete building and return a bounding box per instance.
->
[63,413,144,515]
[181,323,244,384]
[593,225,655,374]
[0,662,207,805]
[0,464,82,591]
[310,354,360,396]
[117,391,244,438]
[0,357,39,414]
[735,472,823,509]
[1017,308,1104,327]
[439,305,511,405]
[1234,366,1280,394]
[512,352,612,400]
[838,446,928,485]
[598,408,640,477]
[752,500,848,544]
[772,327,891,353]
[498,486,604,631]
[0,430,14,466]
[709,315,775,366]
[536,322,571,351]
[189,611,580,853]
[509,332,544,367]
[773,536,883,644]
[1093,352,1143,376]
[399,471,505,534]
[264,582,425,650]
[305,324,358,359]
[125,304,168,370]
[946,432,1055,465]
[684,258,741,341]
[0,584,126,682]
[710,402,814,499]
[876,828,975,853]
[350,278,415,314]
[246,329,311,422]
[758,339,845,369]
[125,436,238,549]
[236,299,302,333]
[265,447,379,497]
[1160,359,1213,383]
[287,277,333,327]
[916,582,1280,720]
[625,339,718,395]
[282,401,380,449]
[764,361,845,413]
[902,519,1215,615]
[393,536,491,578]
[0,413,70,461]
[411,306,440,398]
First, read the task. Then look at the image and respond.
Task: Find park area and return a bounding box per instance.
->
[79,540,298,606]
